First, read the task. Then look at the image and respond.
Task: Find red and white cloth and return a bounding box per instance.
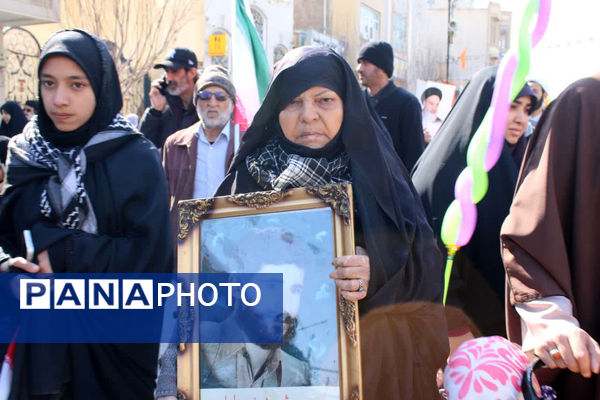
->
[0,342,15,400]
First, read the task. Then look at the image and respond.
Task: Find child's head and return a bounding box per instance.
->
[444,336,530,400]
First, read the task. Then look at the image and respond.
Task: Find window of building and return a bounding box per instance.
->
[273,45,288,63]
[251,6,266,45]
[393,0,408,52]
[393,13,407,52]
[498,24,510,51]
[359,5,380,41]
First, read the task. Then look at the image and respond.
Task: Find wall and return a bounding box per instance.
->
[251,0,294,66]
[203,0,293,70]
[415,2,511,91]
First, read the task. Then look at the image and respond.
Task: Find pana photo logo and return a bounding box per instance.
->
[2,274,281,343]
[20,279,153,310]
[19,278,262,310]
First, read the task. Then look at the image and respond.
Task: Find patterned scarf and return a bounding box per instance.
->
[246,136,351,191]
[8,115,136,233]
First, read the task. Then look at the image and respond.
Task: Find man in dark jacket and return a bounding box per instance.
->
[139,48,199,149]
[357,41,425,171]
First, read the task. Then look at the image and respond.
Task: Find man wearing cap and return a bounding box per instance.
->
[139,47,200,149]
[161,65,241,241]
[357,41,425,171]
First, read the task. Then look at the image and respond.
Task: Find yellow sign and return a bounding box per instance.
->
[208,34,228,57]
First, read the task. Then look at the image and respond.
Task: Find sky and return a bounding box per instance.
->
[474,0,600,98]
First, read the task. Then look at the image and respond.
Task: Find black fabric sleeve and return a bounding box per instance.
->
[397,96,425,172]
[0,182,49,265]
[139,107,165,149]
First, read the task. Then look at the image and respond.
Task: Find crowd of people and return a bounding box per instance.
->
[0,28,597,400]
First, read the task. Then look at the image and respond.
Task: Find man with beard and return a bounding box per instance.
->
[421,87,443,143]
[155,229,312,399]
[140,47,199,149]
[199,262,311,389]
[356,41,425,171]
[162,65,240,241]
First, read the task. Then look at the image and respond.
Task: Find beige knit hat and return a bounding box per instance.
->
[193,65,236,106]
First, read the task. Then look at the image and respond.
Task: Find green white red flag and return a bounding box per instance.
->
[232,0,270,132]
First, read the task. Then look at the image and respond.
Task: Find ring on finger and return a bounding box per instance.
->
[357,279,364,292]
[549,348,562,361]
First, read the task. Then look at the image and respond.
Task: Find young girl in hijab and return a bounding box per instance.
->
[0,101,28,138]
[0,29,173,399]
[411,67,537,344]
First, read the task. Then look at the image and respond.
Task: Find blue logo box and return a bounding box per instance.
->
[0,273,283,343]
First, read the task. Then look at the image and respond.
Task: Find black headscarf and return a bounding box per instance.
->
[37,29,123,147]
[0,101,28,137]
[222,46,444,312]
[411,67,536,335]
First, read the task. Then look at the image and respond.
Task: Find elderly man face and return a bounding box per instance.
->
[196,84,234,130]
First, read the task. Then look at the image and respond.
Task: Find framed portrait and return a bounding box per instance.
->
[176,183,362,400]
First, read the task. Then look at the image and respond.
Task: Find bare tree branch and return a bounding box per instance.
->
[62,0,194,115]
[413,44,446,83]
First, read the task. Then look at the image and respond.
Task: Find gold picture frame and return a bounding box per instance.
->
[176,183,362,400]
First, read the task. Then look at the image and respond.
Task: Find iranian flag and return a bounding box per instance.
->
[0,342,15,400]
[232,0,270,134]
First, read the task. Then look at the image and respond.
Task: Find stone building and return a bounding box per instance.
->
[0,0,60,104]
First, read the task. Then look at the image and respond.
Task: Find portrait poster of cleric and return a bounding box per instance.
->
[198,207,340,399]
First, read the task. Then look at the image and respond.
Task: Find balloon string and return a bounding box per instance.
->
[442,245,459,305]
[439,0,551,307]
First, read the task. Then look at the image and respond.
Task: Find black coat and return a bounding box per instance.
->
[411,67,521,336]
[366,81,425,171]
[2,135,174,399]
[139,94,199,149]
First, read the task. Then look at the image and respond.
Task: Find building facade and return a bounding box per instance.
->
[424,1,511,90]
[0,0,60,104]
[204,0,294,72]
[295,0,421,89]
[4,1,511,115]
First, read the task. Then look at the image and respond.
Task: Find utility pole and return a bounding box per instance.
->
[323,0,327,35]
[446,0,454,83]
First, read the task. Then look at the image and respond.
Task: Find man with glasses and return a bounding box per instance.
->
[162,65,240,242]
[140,47,200,149]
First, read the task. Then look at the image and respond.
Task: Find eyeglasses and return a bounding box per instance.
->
[197,90,228,102]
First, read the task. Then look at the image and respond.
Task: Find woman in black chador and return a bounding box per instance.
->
[0,101,28,138]
[214,46,448,400]
[411,66,537,341]
[0,29,173,399]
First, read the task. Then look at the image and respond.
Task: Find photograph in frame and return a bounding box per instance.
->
[176,184,362,400]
